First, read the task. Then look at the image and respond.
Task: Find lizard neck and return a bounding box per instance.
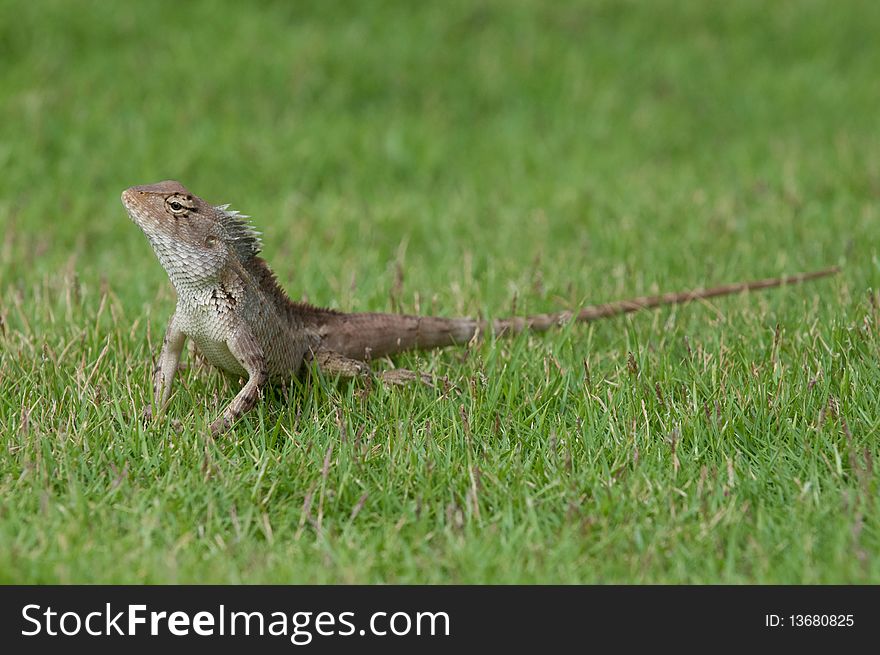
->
[144,229,231,300]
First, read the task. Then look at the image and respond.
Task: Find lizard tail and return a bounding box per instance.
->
[318,266,839,360]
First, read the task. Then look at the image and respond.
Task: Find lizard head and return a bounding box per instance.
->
[122,181,261,291]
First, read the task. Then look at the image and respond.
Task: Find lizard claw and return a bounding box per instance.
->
[141,405,185,433]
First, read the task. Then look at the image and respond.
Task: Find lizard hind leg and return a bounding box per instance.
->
[309,348,372,379]
[378,368,436,387]
[308,348,435,387]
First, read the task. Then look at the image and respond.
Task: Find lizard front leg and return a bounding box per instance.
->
[149,313,186,418]
[209,325,268,435]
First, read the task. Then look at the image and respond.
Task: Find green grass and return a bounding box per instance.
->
[1,0,878,583]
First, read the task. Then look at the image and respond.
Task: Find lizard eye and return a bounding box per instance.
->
[165,195,192,215]
[204,235,218,247]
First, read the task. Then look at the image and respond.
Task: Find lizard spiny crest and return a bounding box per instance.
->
[216,204,262,260]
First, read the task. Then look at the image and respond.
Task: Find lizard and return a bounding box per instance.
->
[121,180,839,435]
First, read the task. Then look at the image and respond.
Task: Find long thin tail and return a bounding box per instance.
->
[318,266,839,360]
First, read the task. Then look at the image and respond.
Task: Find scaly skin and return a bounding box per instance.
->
[122,180,838,434]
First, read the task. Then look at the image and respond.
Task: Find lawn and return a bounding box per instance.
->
[0,0,877,583]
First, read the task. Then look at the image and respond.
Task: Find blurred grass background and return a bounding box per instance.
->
[0,0,877,582]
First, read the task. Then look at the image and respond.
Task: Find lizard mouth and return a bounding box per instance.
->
[120,188,149,228]
[120,188,138,211]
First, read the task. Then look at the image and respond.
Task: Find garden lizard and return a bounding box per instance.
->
[121,180,838,434]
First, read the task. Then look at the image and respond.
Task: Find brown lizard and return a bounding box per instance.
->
[121,180,838,434]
